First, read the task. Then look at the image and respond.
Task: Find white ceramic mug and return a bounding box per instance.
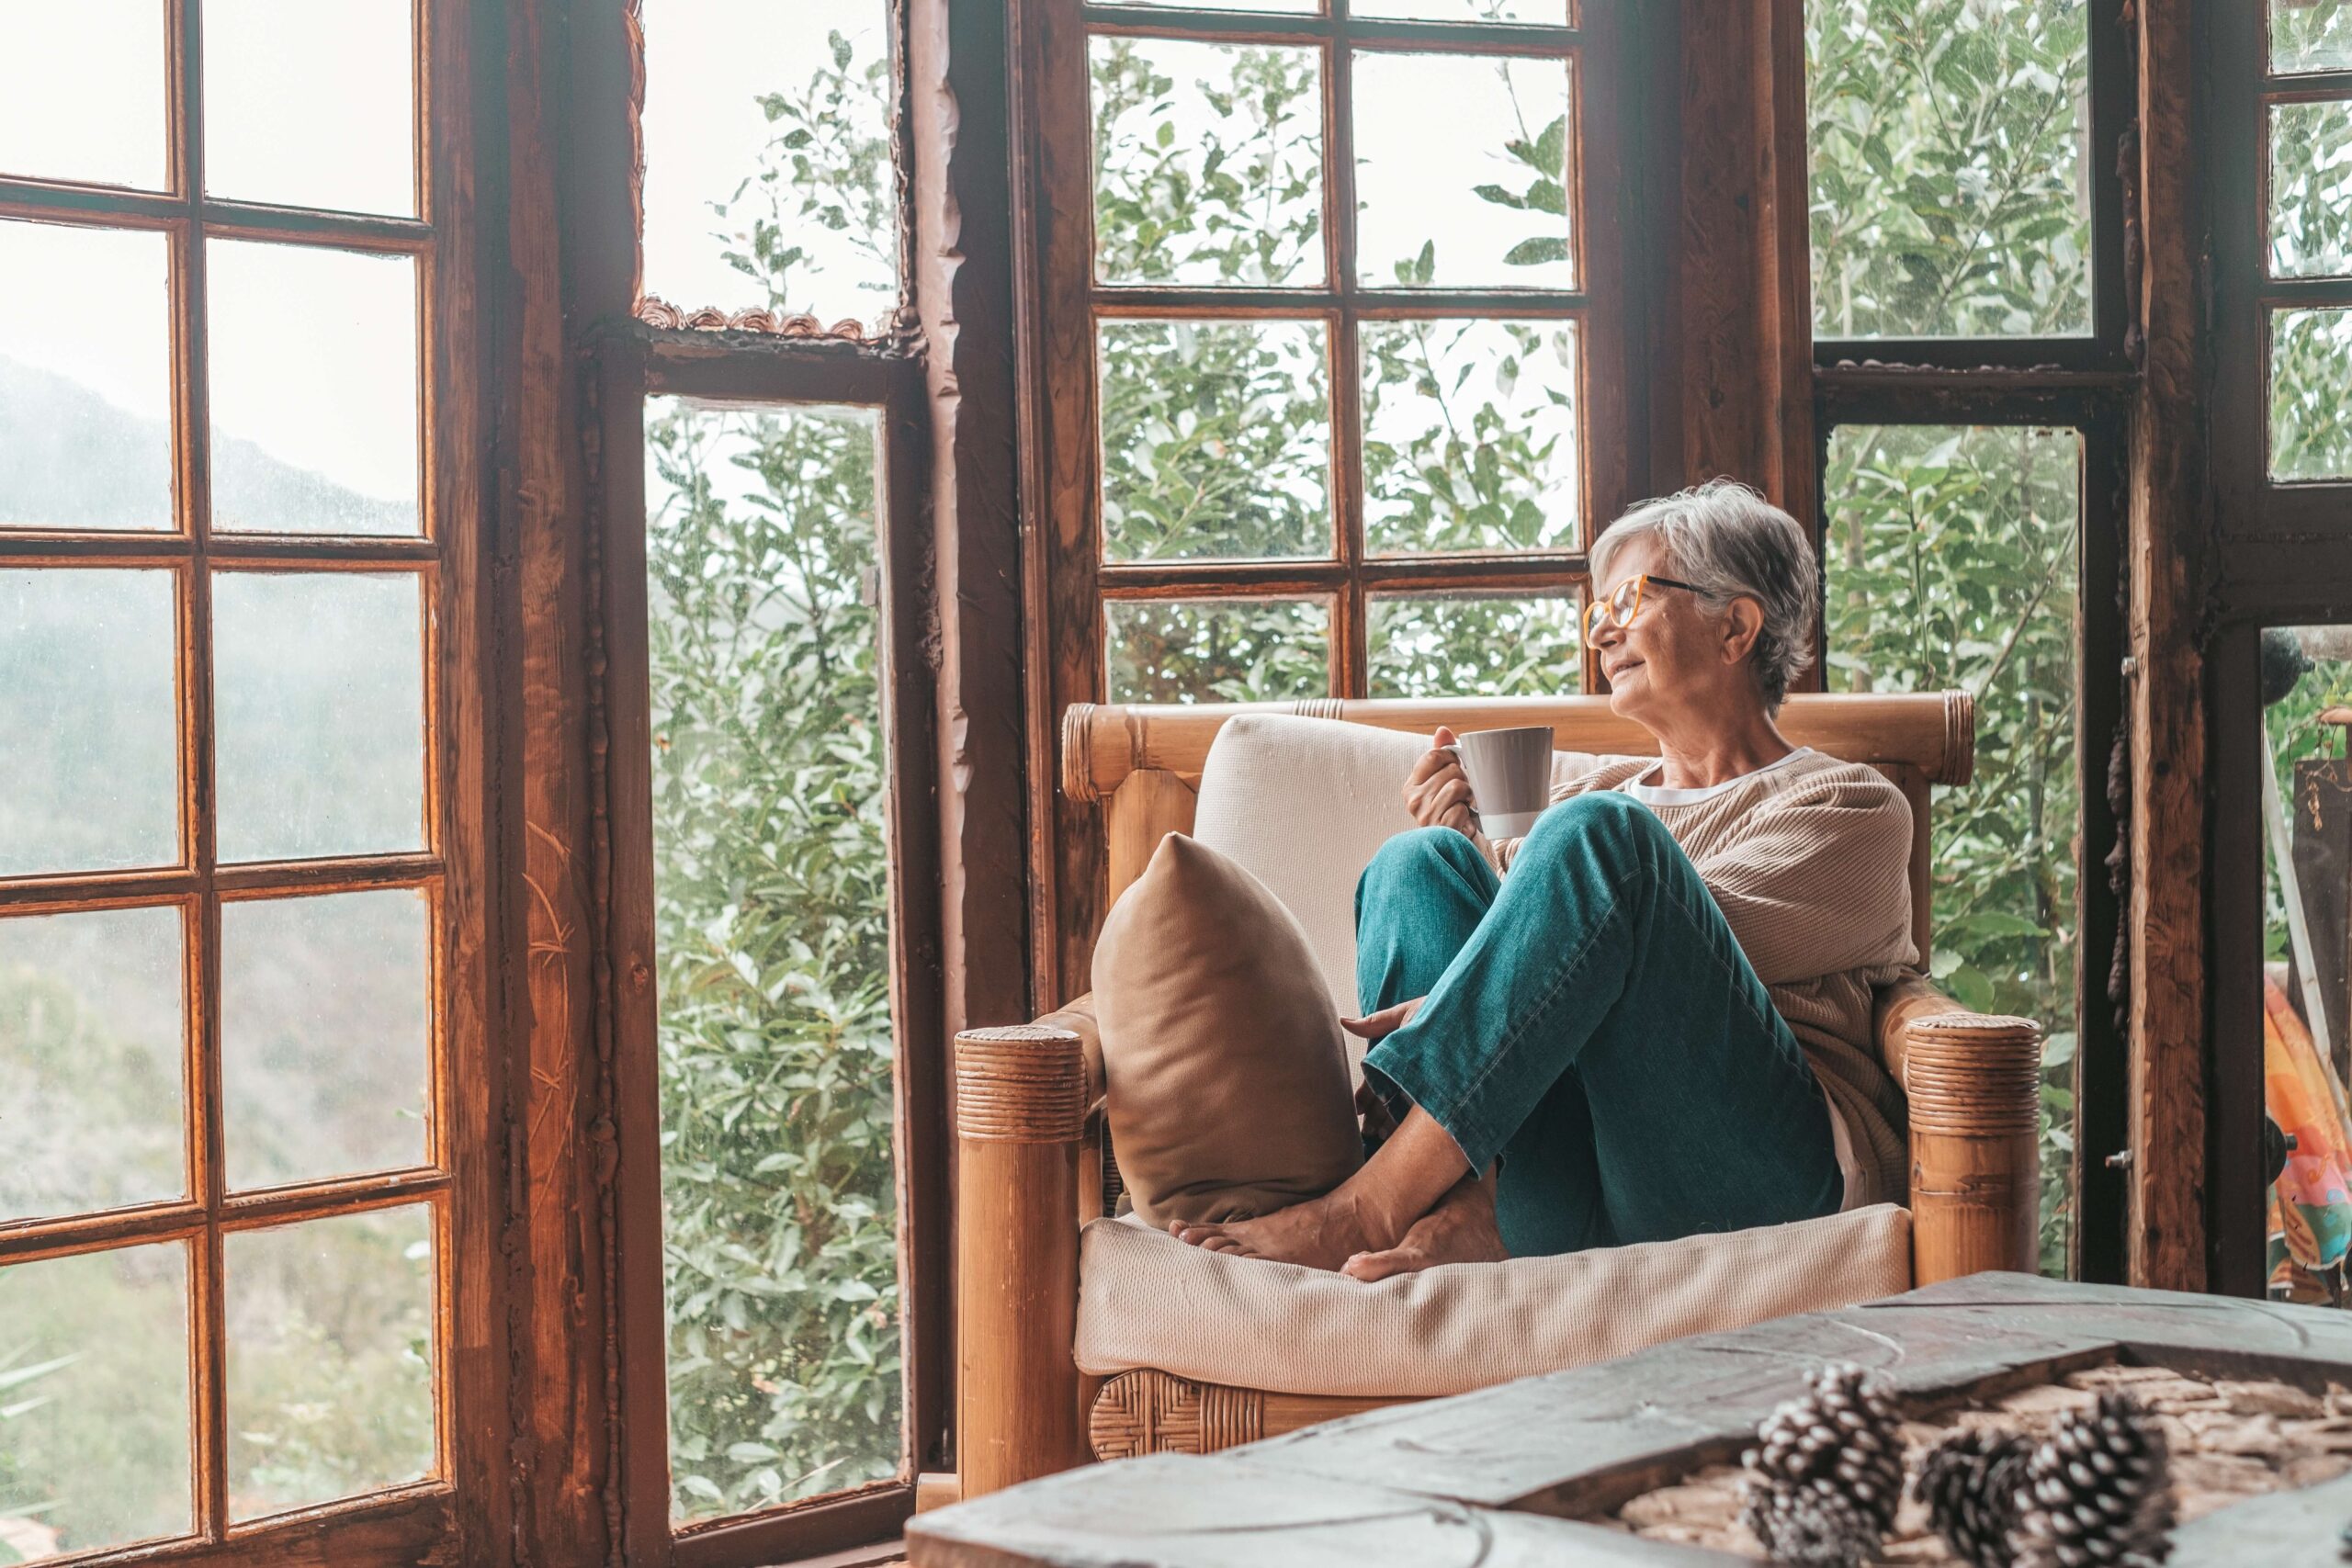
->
[1442,725,1555,840]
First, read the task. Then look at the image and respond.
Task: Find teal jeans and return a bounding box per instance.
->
[1355,792,1842,1257]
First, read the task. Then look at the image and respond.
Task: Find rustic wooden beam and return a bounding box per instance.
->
[2123,0,2211,1292]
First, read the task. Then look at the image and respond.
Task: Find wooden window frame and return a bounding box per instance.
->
[2206,0,2352,1300]
[1015,0,1648,1001]
[553,5,956,1565]
[0,2,504,1565]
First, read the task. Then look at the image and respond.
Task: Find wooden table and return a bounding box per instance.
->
[906,1271,2352,1566]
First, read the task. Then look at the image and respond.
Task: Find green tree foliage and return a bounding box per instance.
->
[1807,0,2090,337]
[1824,425,2081,1274]
[647,400,899,1520]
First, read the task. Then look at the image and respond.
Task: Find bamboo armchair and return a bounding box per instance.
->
[952,694,2043,1499]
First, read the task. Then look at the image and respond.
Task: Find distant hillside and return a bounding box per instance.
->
[0,356,409,534]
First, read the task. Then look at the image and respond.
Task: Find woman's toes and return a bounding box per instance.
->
[1340,1247,1413,1282]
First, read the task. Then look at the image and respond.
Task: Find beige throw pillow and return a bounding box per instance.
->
[1091,833,1362,1227]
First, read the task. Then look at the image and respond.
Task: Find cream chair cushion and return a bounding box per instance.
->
[1074,1203,1912,1399]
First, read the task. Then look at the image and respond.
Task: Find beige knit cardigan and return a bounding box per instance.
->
[1487,748,1918,1206]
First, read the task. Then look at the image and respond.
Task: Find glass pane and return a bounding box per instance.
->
[1353,0,1569,18]
[2274,0,2352,74]
[0,1244,192,1561]
[1362,318,1579,555]
[203,0,416,217]
[1353,52,1573,290]
[207,241,420,536]
[224,1206,435,1518]
[1099,319,1330,562]
[0,1,167,191]
[222,888,431,1192]
[643,400,904,1520]
[0,569,178,877]
[639,0,899,325]
[1807,0,2091,337]
[2272,306,2352,481]
[1105,597,1329,703]
[212,571,426,863]
[1091,38,1324,288]
[0,908,184,1224]
[1367,593,1581,697]
[2258,626,2352,1302]
[1824,423,2081,1275]
[0,220,173,530]
[2271,100,2352,278]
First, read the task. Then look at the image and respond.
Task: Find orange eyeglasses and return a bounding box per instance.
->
[1582,573,1703,640]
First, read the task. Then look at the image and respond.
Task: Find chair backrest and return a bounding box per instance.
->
[1061,692,1974,964]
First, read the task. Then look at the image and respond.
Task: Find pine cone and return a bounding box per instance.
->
[1740,1364,1905,1565]
[2010,1392,2175,1568]
[1915,1427,2033,1568]
[1743,1482,1880,1568]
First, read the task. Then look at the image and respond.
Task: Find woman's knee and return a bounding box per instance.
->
[1518,790,1675,874]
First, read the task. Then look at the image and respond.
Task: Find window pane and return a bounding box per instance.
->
[0,0,167,191]
[203,0,416,217]
[1807,0,2091,338]
[1824,423,2081,1275]
[1368,593,1581,697]
[222,888,431,1192]
[1353,53,1573,290]
[1106,597,1329,703]
[2272,306,2352,481]
[643,400,904,1520]
[639,0,899,325]
[2274,0,2352,74]
[2257,626,2352,1303]
[212,571,426,863]
[1362,318,1579,555]
[207,241,420,536]
[0,569,178,878]
[0,220,174,530]
[1352,0,1570,19]
[1091,38,1324,288]
[1099,319,1331,562]
[2271,100,2352,278]
[0,908,184,1224]
[0,1244,192,1562]
[224,1206,435,1519]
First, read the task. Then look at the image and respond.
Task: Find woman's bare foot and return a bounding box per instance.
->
[1340,1175,1508,1281]
[1169,1187,1390,1272]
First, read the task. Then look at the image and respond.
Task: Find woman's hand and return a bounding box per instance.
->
[1405,727,1476,834]
[1342,998,1423,1144]
[1342,997,1424,1041]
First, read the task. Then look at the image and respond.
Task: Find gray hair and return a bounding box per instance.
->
[1589,479,1818,712]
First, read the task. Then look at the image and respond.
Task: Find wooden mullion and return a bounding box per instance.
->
[0,183,185,229]
[1082,3,1577,53]
[0,868,201,910]
[211,852,443,897]
[164,0,232,1538]
[1094,285,1587,314]
[1360,555,1590,590]
[642,335,906,401]
[2256,276,2352,306]
[1814,334,2130,373]
[0,1202,207,1267]
[191,203,435,253]
[2261,72,2352,101]
[1323,28,1364,697]
[216,1170,451,1228]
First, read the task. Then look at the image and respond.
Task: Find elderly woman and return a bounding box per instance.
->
[1174,479,1917,1279]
